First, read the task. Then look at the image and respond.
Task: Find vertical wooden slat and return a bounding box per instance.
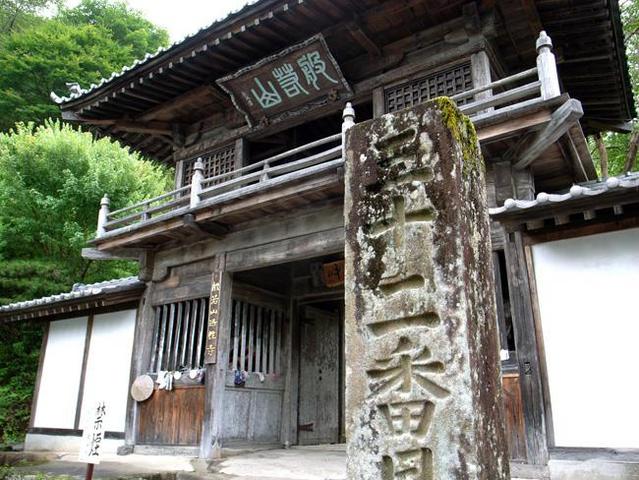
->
[149,306,162,372]
[180,301,191,368]
[261,308,269,373]
[247,304,255,372]
[165,303,176,371]
[188,300,199,368]
[172,302,183,370]
[231,300,240,370]
[255,306,263,373]
[156,305,168,371]
[195,299,206,367]
[240,301,248,371]
[269,309,276,374]
[276,310,283,374]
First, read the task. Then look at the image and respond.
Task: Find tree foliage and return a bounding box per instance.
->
[592,0,639,176]
[0,122,172,444]
[0,0,169,131]
[0,121,172,303]
[0,0,171,447]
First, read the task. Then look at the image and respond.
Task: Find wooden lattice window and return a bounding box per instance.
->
[229,299,284,374]
[149,297,210,372]
[181,143,237,186]
[385,63,473,113]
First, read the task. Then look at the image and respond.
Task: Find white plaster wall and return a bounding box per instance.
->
[79,309,136,432]
[531,227,639,449]
[33,317,88,429]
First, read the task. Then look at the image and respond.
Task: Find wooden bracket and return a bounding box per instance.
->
[513,99,583,170]
[183,213,229,238]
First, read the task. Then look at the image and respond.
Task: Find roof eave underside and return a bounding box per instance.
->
[57,0,637,163]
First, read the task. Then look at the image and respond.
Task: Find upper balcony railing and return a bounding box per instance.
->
[95,31,561,240]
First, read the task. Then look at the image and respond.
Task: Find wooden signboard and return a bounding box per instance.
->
[79,401,107,465]
[217,34,352,127]
[204,272,221,364]
[322,260,345,287]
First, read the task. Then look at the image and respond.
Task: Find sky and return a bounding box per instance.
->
[64,0,251,41]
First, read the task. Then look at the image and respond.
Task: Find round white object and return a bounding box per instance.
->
[173,371,182,380]
[130,375,154,402]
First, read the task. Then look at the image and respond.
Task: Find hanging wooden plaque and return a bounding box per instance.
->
[204,271,221,364]
[217,34,352,127]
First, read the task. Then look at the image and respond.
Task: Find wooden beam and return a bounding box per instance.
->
[513,99,583,170]
[81,247,144,261]
[346,21,381,57]
[225,227,344,272]
[138,85,227,122]
[476,110,551,142]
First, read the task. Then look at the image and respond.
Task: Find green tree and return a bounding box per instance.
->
[0,121,172,444]
[593,0,639,176]
[58,0,169,62]
[0,0,60,34]
[0,0,169,131]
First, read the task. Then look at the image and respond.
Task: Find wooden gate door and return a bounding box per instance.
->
[298,306,339,445]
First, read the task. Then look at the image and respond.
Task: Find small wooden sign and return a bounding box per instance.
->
[217,34,352,127]
[204,271,222,364]
[79,401,107,465]
[322,260,345,287]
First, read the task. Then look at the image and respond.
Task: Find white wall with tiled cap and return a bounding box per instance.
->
[532,227,639,449]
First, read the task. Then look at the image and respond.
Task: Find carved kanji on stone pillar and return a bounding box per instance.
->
[344,98,510,480]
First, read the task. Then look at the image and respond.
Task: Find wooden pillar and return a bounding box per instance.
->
[470,50,492,113]
[503,231,549,467]
[496,162,549,467]
[200,255,233,459]
[372,87,385,118]
[281,292,299,447]
[175,159,185,189]
[125,284,154,447]
[235,137,249,169]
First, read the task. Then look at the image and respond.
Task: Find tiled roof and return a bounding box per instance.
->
[50,0,261,105]
[489,172,639,215]
[0,276,143,314]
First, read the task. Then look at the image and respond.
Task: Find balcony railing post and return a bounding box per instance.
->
[536,30,561,100]
[261,162,270,182]
[190,158,204,208]
[342,102,355,158]
[96,194,110,237]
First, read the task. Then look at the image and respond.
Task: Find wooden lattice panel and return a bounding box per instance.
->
[384,63,473,113]
[182,143,236,186]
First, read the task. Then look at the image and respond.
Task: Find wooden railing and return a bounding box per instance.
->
[455,31,560,119]
[95,31,560,238]
[99,128,347,235]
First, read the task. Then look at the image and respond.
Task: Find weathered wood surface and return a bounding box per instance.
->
[137,386,205,446]
[504,231,549,466]
[502,373,527,461]
[344,99,509,479]
[298,306,340,445]
[200,260,233,458]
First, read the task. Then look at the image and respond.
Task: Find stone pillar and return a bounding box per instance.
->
[343,98,510,480]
